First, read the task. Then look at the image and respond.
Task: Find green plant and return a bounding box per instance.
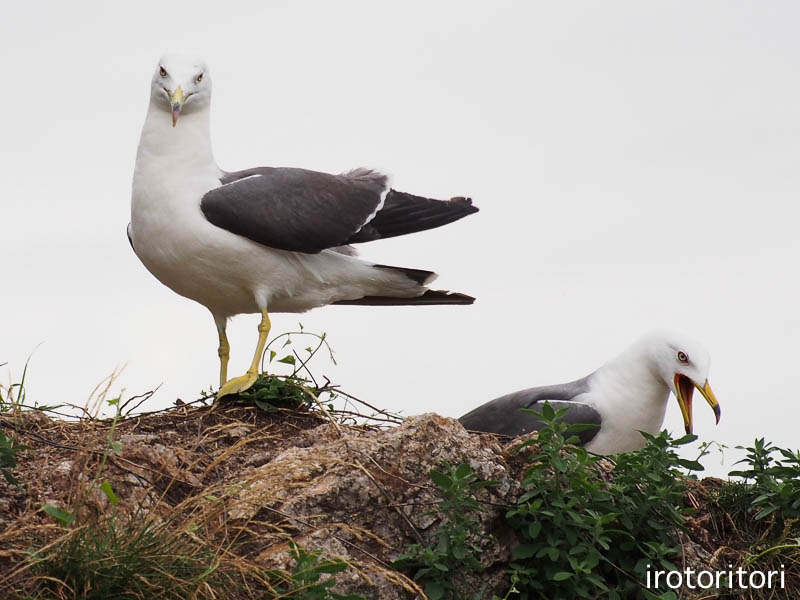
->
[394,462,498,600]
[1,355,64,414]
[729,437,800,522]
[240,373,314,411]
[27,525,364,600]
[0,429,28,486]
[0,358,27,412]
[268,542,364,599]
[234,325,337,412]
[29,512,240,599]
[505,403,700,600]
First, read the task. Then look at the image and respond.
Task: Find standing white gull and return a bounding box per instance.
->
[459,331,721,454]
[129,54,477,398]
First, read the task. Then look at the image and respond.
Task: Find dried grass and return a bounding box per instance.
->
[0,390,414,599]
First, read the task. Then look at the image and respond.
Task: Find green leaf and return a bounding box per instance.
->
[277,355,296,365]
[429,470,452,490]
[471,479,500,489]
[755,505,779,520]
[454,462,473,480]
[527,521,542,539]
[43,504,74,525]
[553,572,573,581]
[425,581,445,600]
[671,434,699,445]
[541,401,555,420]
[676,459,704,471]
[254,399,277,412]
[310,562,349,574]
[512,544,537,559]
[100,480,119,505]
[566,423,601,433]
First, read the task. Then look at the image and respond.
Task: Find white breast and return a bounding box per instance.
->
[582,360,671,454]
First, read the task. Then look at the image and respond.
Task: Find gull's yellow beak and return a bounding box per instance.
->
[170,86,184,127]
[674,374,721,435]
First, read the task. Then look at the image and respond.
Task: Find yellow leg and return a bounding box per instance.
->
[217,327,230,388]
[217,308,271,399]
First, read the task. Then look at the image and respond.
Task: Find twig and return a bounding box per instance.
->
[120,386,162,415]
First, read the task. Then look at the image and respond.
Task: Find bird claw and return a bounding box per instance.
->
[217,371,259,399]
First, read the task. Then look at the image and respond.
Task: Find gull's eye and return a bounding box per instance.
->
[677,351,689,364]
[196,72,203,83]
[159,66,168,78]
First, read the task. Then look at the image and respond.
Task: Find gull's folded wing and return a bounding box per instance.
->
[201,167,477,254]
[459,376,601,446]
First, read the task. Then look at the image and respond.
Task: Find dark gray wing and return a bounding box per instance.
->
[459,376,600,446]
[201,167,477,254]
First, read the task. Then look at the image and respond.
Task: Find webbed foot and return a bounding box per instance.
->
[217,371,259,399]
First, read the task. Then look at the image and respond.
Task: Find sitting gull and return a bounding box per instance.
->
[459,331,721,454]
[129,54,478,398]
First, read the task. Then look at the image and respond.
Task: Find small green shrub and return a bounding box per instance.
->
[268,542,364,599]
[505,403,700,600]
[393,462,498,600]
[234,325,337,413]
[728,437,800,522]
[239,373,312,411]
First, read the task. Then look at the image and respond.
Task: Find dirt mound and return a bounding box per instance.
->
[0,404,518,598]
[0,402,782,599]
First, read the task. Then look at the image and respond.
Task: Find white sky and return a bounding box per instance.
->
[2,1,798,477]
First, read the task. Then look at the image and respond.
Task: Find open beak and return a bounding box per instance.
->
[674,374,721,434]
[170,86,184,127]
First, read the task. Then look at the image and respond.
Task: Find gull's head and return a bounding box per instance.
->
[150,54,211,127]
[641,330,721,435]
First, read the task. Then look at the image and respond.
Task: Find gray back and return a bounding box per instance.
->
[459,376,600,445]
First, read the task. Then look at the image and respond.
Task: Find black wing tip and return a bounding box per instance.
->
[425,290,476,305]
[385,190,479,213]
[334,290,475,306]
[346,190,479,243]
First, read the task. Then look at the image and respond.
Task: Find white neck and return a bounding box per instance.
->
[135,101,216,173]
[589,341,671,433]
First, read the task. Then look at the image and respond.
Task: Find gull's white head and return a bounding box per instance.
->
[637,330,721,434]
[150,54,211,127]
